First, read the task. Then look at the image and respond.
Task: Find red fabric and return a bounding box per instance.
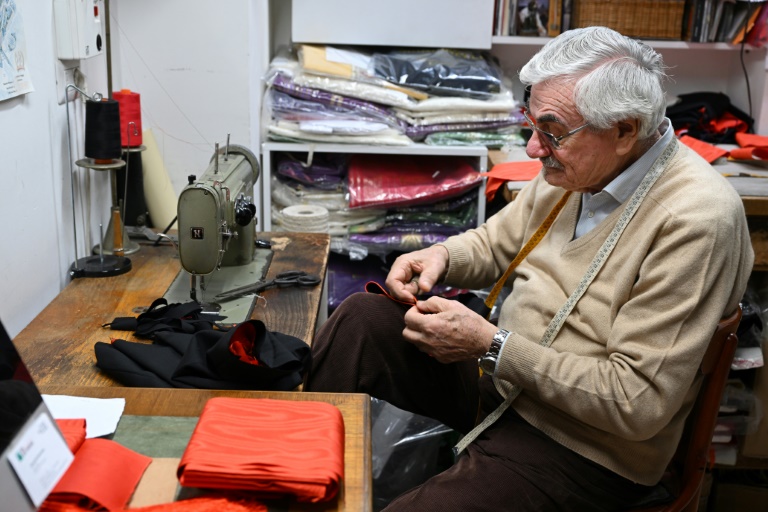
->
[709,111,749,136]
[347,154,482,209]
[228,322,260,366]
[679,135,729,163]
[735,132,768,148]
[481,160,542,201]
[364,281,417,306]
[54,418,87,454]
[39,495,267,512]
[40,438,151,511]
[178,397,344,503]
[731,132,768,161]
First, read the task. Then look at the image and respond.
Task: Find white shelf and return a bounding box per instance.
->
[262,142,488,158]
[492,35,763,51]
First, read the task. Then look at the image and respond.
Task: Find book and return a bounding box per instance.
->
[548,0,562,37]
[561,0,573,32]
[701,0,715,41]
[508,0,519,35]
[708,0,728,41]
[516,0,550,37]
[745,2,768,47]
[690,0,707,42]
[715,0,737,41]
[723,1,751,42]
[731,1,763,44]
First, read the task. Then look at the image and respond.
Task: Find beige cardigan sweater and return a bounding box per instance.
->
[440,139,754,485]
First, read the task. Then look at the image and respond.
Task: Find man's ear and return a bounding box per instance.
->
[615,119,640,156]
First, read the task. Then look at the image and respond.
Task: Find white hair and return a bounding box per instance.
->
[519,26,668,140]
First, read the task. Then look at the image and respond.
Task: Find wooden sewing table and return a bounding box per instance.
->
[13,231,331,388]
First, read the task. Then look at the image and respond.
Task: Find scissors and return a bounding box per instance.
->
[213,270,321,302]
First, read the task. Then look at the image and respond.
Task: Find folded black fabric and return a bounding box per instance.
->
[95,320,311,391]
[102,298,225,339]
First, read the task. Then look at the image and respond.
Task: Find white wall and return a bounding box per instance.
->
[1,0,269,338]
[0,0,109,337]
[108,0,267,203]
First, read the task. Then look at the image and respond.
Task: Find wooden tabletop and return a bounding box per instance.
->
[41,386,372,512]
[13,231,330,388]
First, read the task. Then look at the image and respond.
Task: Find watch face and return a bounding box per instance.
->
[479,356,495,375]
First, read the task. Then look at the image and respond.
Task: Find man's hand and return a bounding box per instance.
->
[402,296,499,364]
[385,245,450,303]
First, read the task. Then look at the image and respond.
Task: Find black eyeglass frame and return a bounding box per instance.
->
[522,108,590,150]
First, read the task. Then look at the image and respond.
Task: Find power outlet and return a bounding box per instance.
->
[55,59,79,105]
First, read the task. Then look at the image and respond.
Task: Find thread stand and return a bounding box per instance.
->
[85,153,141,256]
[65,85,133,278]
[69,157,132,278]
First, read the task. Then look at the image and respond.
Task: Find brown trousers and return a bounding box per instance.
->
[305,292,660,511]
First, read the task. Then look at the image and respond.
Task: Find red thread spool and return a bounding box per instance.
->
[113,88,143,147]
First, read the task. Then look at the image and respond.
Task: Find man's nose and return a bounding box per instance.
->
[525,131,551,159]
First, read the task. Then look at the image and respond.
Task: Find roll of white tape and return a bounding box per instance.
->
[281,205,330,233]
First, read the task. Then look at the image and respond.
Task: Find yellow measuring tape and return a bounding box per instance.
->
[483,190,574,316]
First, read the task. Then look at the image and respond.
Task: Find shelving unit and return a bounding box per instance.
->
[260,142,488,232]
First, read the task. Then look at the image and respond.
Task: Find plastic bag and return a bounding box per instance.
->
[370,398,455,510]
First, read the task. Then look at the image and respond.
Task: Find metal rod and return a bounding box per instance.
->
[99,223,104,264]
[225,133,230,161]
[65,84,104,273]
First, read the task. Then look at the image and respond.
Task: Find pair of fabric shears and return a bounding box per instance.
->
[212,270,321,302]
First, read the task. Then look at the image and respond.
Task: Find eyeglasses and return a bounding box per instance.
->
[522,108,590,150]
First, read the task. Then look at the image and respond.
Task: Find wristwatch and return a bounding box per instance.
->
[479,329,510,375]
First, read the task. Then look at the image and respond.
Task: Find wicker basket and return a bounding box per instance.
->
[572,0,686,40]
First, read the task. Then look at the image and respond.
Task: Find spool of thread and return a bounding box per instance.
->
[113,89,143,147]
[281,205,330,233]
[84,98,122,162]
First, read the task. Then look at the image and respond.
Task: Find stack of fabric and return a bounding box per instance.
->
[262,44,526,147]
[271,151,483,260]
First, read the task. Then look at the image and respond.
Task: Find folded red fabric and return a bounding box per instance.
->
[178,397,344,503]
[482,160,542,201]
[347,154,482,209]
[39,495,267,512]
[54,418,87,454]
[679,135,729,164]
[40,438,151,511]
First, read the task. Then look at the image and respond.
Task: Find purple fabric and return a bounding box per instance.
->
[405,114,524,141]
[271,73,406,130]
[277,154,347,190]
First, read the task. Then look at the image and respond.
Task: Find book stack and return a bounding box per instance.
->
[673,0,767,45]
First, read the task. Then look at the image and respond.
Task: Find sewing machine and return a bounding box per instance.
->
[162,141,272,323]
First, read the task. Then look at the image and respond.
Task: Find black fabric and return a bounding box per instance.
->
[95,319,311,391]
[666,91,754,144]
[372,49,503,99]
[102,298,225,339]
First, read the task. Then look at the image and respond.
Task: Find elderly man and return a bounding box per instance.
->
[305,26,754,511]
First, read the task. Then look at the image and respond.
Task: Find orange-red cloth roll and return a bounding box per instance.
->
[177,397,345,503]
[113,88,143,147]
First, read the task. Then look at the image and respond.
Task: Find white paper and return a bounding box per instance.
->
[6,413,74,507]
[42,395,126,438]
[0,0,35,102]
[325,46,371,70]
